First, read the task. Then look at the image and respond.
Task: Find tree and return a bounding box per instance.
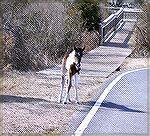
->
[135,0,145,4]
[76,0,101,31]
[116,0,123,6]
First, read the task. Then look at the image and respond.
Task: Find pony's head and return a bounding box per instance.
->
[73,45,85,70]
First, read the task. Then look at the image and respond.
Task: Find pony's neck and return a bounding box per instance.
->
[69,50,76,62]
[69,50,75,56]
[65,50,76,71]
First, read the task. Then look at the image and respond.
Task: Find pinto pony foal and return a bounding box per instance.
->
[58,46,85,104]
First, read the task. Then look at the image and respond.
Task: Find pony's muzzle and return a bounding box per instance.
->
[75,63,81,71]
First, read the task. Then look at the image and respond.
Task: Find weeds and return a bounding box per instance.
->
[2,0,84,71]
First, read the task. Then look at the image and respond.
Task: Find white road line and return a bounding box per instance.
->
[74,68,148,136]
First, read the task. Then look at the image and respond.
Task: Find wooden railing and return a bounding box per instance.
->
[123,8,140,21]
[99,7,142,45]
[99,8,124,45]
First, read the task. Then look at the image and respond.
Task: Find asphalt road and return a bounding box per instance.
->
[70,68,149,136]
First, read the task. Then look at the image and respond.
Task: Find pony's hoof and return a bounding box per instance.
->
[75,101,80,104]
[58,100,62,103]
[63,102,67,104]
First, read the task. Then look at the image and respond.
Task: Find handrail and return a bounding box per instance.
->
[99,7,142,45]
[99,8,124,45]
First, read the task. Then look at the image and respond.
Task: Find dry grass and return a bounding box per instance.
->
[120,57,148,70]
[147,3,150,47]
[2,1,82,71]
[129,3,150,57]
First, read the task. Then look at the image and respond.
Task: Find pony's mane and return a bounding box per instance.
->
[66,48,73,54]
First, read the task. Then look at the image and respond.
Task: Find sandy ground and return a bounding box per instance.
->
[1,57,149,135]
[120,57,149,70]
[1,69,105,134]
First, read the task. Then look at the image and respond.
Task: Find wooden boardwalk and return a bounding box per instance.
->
[81,20,136,77]
[38,20,136,78]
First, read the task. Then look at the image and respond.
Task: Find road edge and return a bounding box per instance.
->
[74,68,149,136]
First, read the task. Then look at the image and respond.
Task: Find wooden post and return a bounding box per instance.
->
[114,8,124,30]
[114,14,117,31]
[99,23,103,46]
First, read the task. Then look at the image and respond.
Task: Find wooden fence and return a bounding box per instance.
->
[99,7,141,45]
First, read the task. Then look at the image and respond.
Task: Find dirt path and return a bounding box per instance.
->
[1,57,149,134]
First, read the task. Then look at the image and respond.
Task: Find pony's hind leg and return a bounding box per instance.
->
[63,74,72,104]
[67,79,72,102]
[74,73,79,104]
[58,75,65,103]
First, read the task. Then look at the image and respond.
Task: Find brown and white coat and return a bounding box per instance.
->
[58,46,85,104]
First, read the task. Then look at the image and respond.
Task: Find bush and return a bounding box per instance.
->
[147,3,150,50]
[130,3,150,57]
[76,0,101,31]
[2,0,82,71]
[2,0,107,71]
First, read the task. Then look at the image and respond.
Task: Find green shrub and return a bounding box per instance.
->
[76,0,101,31]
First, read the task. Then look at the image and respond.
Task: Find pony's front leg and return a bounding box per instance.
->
[63,74,72,104]
[58,75,65,103]
[74,73,79,104]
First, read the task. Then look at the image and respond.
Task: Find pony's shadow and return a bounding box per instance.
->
[0,95,90,112]
[81,101,145,113]
[0,95,145,113]
[0,95,48,103]
[101,101,145,113]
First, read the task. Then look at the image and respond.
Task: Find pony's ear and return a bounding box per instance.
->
[73,45,77,50]
[82,46,85,51]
